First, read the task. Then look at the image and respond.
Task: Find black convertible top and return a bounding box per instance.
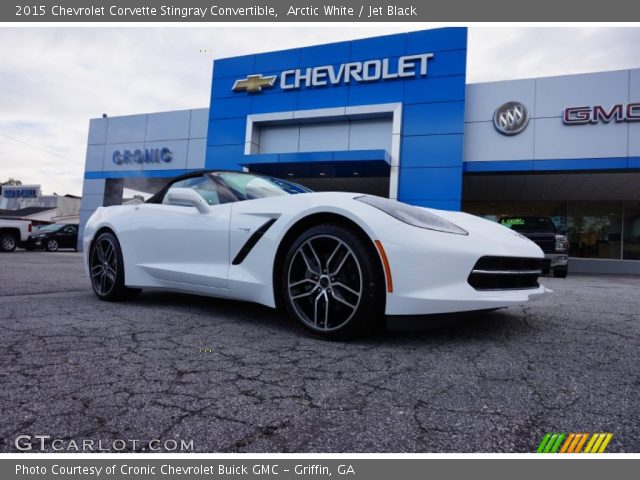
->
[146,170,229,204]
[146,169,312,204]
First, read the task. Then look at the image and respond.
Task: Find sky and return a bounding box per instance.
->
[1,26,640,196]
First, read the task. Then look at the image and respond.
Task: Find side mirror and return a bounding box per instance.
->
[166,188,210,214]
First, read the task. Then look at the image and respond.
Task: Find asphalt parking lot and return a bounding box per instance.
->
[1,251,638,453]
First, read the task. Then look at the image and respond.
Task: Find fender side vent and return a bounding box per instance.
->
[232,218,277,265]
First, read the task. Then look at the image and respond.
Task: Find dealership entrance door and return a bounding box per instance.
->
[243,152,391,197]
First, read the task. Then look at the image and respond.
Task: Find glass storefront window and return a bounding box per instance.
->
[566,203,622,259]
[462,202,565,230]
[463,201,629,260]
[623,202,640,260]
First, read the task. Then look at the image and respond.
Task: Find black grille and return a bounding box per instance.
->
[534,240,555,253]
[468,256,544,291]
[525,233,556,253]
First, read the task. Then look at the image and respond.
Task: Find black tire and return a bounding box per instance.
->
[281,224,385,340]
[45,239,59,252]
[553,267,568,278]
[89,232,142,301]
[0,233,18,252]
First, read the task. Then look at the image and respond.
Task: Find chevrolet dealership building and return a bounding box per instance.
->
[80,27,640,272]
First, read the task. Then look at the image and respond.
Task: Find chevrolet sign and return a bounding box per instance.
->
[231,53,434,93]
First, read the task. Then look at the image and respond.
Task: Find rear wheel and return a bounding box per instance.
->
[45,239,59,252]
[0,233,17,252]
[282,224,385,339]
[89,232,141,301]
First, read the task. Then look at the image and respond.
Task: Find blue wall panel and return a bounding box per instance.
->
[403,102,466,136]
[297,85,349,110]
[207,27,468,210]
[398,166,463,201]
[205,145,245,170]
[212,54,254,79]
[350,33,407,61]
[405,28,468,54]
[211,76,239,99]
[424,50,467,77]
[401,135,464,168]
[251,92,298,114]
[209,96,252,119]
[254,48,301,72]
[207,118,247,146]
[301,42,351,67]
[346,80,405,106]
[404,75,466,104]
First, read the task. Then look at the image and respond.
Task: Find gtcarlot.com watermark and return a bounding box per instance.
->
[14,435,194,452]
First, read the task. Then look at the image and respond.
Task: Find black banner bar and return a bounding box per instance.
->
[2,459,639,480]
[4,0,640,22]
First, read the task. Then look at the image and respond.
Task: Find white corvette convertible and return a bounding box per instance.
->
[84,170,549,338]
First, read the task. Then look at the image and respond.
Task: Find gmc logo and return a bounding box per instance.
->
[563,103,640,124]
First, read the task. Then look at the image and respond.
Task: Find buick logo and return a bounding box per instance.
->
[493,101,529,135]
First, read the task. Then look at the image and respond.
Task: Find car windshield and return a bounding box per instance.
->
[213,172,312,200]
[500,217,557,232]
[37,224,64,232]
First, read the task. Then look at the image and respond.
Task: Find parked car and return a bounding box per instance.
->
[84,170,550,339]
[499,216,569,278]
[0,218,32,252]
[23,223,79,252]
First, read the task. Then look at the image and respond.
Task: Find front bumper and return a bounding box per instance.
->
[386,283,551,316]
[372,213,552,316]
[545,252,568,268]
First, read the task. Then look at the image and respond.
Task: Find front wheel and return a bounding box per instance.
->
[0,233,18,252]
[89,232,142,301]
[45,239,59,252]
[281,224,385,339]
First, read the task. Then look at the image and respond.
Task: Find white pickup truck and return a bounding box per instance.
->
[0,218,32,252]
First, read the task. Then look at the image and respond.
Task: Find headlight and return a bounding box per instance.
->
[355,195,468,235]
[555,234,568,252]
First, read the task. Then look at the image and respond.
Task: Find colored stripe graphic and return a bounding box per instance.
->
[549,433,565,453]
[536,433,552,453]
[559,433,575,453]
[572,433,589,453]
[537,433,565,453]
[538,433,613,453]
[584,433,613,453]
[597,433,613,453]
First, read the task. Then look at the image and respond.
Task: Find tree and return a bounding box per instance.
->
[1,178,22,186]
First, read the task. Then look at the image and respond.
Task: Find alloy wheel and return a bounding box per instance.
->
[90,237,118,296]
[287,234,363,332]
[1,236,16,251]
[47,239,59,251]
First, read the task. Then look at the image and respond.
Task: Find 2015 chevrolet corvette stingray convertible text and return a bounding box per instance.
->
[84,170,550,339]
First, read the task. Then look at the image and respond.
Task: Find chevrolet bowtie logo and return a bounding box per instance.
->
[232,74,277,93]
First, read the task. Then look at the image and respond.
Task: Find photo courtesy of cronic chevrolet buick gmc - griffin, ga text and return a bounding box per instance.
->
[83,171,551,339]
